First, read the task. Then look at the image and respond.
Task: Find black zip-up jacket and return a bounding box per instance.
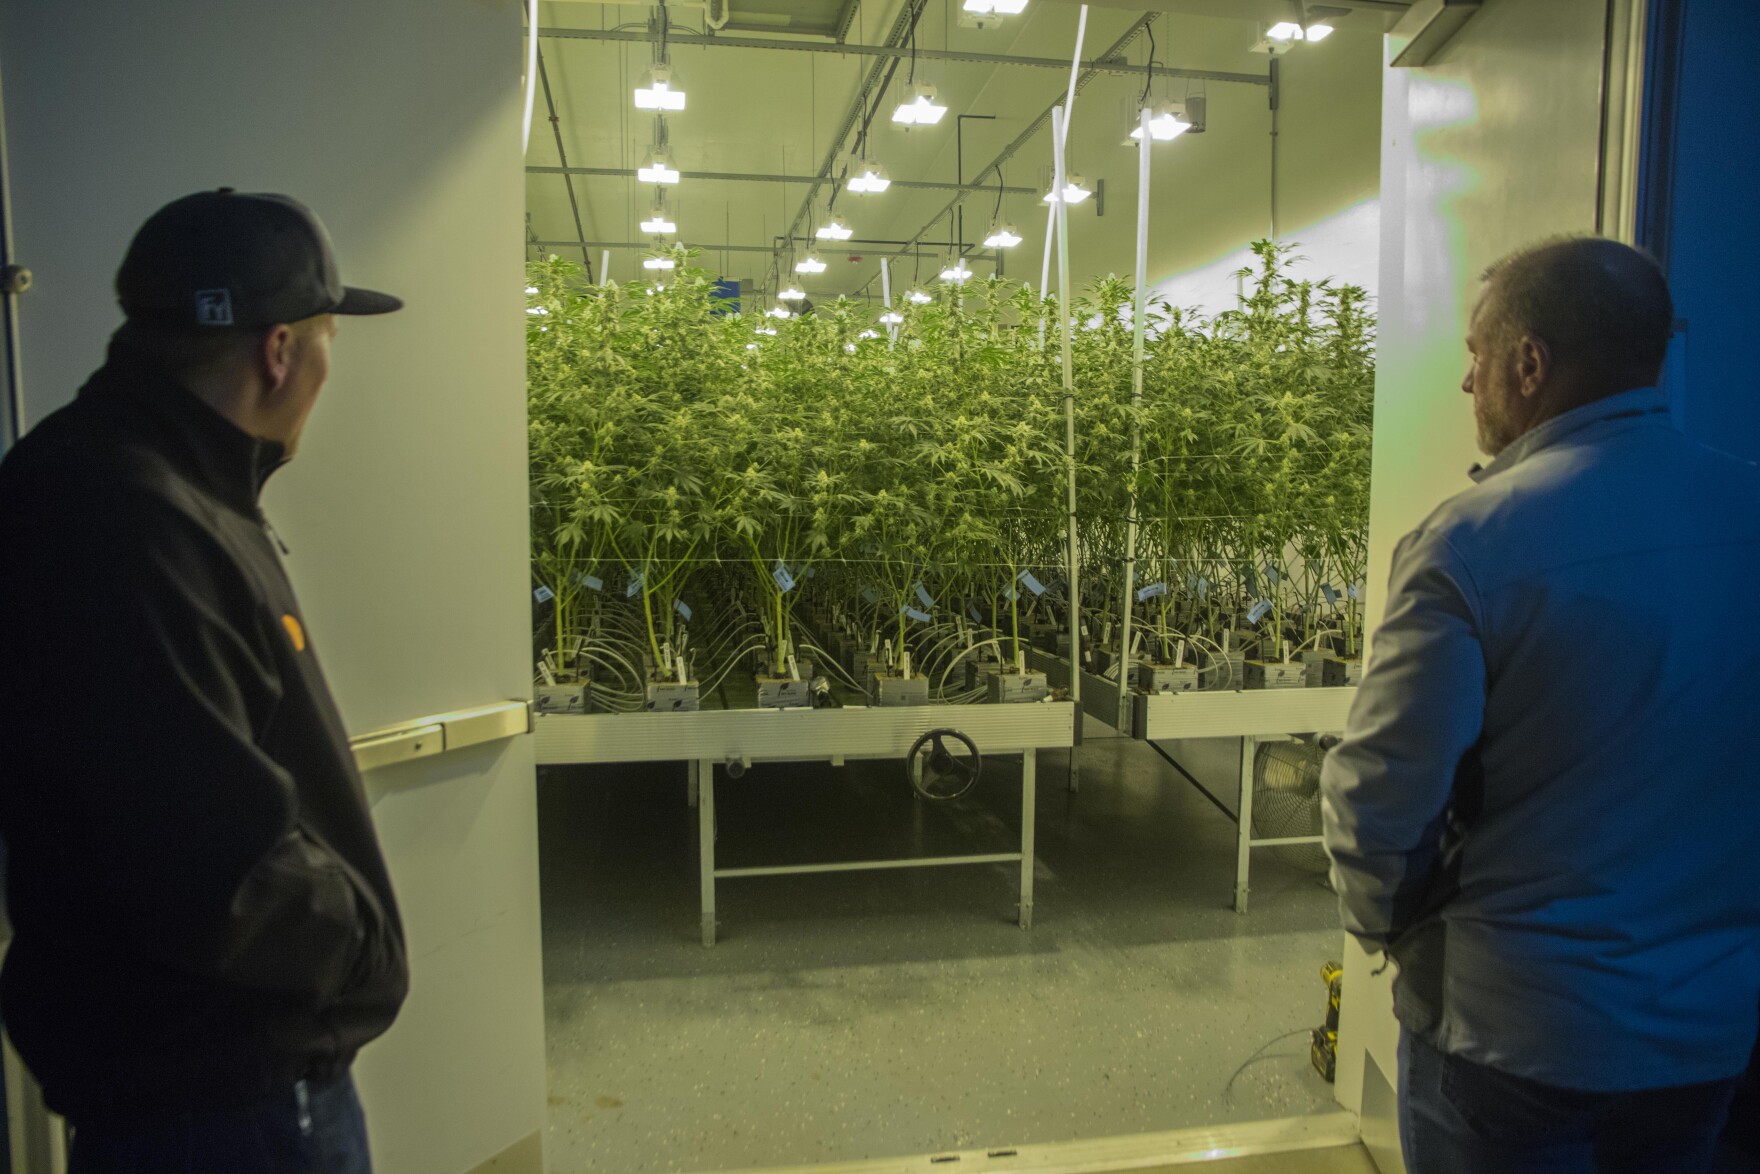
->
[0,336,408,1122]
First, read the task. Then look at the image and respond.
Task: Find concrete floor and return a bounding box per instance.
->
[538,725,1345,1173]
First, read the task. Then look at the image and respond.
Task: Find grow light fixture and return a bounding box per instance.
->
[906,288,933,304]
[637,148,680,185]
[1265,20,1333,43]
[755,326,779,335]
[1042,174,1092,204]
[858,329,881,340]
[640,203,677,235]
[767,305,792,319]
[846,161,891,194]
[963,0,1029,14]
[642,254,677,271]
[879,310,904,325]
[939,256,973,283]
[795,253,827,275]
[634,63,687,111]
[892,83,948,126]
[524,285,539,295]
[815,215,854,241]
[983,222,1023,248]
[778,284,807,301]
[1129,101,1192,142]
[526,306,549,316]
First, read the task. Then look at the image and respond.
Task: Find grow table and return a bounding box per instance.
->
[535,702,1079,945]
[1130,687,1358,913]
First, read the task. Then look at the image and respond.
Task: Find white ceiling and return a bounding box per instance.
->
[526,0,1398,302]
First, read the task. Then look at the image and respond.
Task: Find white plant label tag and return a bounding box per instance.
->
[674,599,692,622]
[1321,583,1339,606]
[914,583,935,609]
[883,639,894,668]
[676,654,688,683]
[900,650,912,678]
[1246,599,1273,625]
[1282,639,1292,663]
[870,633,880,655]
[537,661,556,686]
[787,654,801,682]
[1222,630,1231,652]
[1015,649,1026,674]
[772,561,796,593]
[581,573,604,592]
[1018,571,1046,596]
[1130,630,1144,656]
[1175,638,1186,668]
[626,572,643,597]
[533,586,555,603]
[1102,621,1113,645]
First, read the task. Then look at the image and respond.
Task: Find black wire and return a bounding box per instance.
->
[992,166,1005,222]
[1221,1028,1313,1107]
[1142,23,1155,105]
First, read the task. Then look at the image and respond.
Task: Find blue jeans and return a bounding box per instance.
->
[68,1073,371,1174]
[1400,1031,1738,1174]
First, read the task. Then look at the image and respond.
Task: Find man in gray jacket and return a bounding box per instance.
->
[1322,237,1760,1172]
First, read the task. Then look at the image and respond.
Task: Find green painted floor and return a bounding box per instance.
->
[537,724,1345,1172]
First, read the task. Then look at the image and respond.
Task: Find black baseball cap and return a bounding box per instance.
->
[116,188,402,330]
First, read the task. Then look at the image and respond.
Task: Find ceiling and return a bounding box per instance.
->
[526,0,1401,303]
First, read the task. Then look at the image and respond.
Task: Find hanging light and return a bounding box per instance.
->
[983,222,1023,248]
[816,215,854,241]
[637,147,680,185]
[846,160,891,194]
[1042,174,1092,204]
[963,0,1028,13]
[778,284,807,301]
[938,256,973,283]
[1304,22,1334,40]
[906,288,933,304]
[524,285,540,295]
[892,82,948,126]
[879,310,904,325]
[767,305,792,319]
[1267,20,1304,40]
[633,63,687,111]
[795,253,828,275]
[755,325,779,335]
[642,254,677,271]
[640,201,677,235]
[1129,101,1193,143]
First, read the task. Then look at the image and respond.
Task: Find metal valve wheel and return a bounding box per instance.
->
[906,728,982,802]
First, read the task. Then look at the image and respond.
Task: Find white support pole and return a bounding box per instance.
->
[1037,5,1087,351]
[1115,107,1153,736]
[600,249,612,287]
[881,257,896,349]
[1051,106,1081,722]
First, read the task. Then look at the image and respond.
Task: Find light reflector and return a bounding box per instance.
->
[642,255,677,271]
[1129,102,1192,142]
[846,162,891,193]
[939,257,973,283]
[633,63,687,110]
[816,215,854,241]
[906,288,933,304]
[983,222,1022,248]
[892,83,948,126]
[795,253,828,275]
[779,285,806,301]
[1042,174,1092,204]
[879,310,904,325]
[637,148,680,184]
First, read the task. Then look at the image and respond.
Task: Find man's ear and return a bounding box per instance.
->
[257,324,297,394]
[1516,332,1552,400]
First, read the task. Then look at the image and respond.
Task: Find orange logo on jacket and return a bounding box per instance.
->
[282,614,307,652]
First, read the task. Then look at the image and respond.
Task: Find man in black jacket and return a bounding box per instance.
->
[0,190,409,1173]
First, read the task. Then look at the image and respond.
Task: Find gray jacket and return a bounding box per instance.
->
[1321,387,1760,1091]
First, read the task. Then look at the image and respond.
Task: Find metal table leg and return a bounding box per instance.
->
[698,757,717,946]
[1019,748,1037,929]
[1234,735,1255,913]
[687,759,700,808]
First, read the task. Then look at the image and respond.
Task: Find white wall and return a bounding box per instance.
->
[1334,3,1617,1168]
[1154,198,1380,317]
[0,4,546,1172]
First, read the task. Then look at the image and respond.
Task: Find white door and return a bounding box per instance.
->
[0,4,546,1173]
[1335,1,1648,1169]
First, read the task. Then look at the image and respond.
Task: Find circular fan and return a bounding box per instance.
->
[1253,739,1330,872]
[906,728,982,802]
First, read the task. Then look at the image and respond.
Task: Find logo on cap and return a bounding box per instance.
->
[194,289,234,326]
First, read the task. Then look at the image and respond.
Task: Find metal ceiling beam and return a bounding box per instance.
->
[538,25,1269,84]
[528,164,1037,193]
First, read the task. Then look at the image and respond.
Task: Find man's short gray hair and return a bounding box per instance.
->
[1480,237,1673,384]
